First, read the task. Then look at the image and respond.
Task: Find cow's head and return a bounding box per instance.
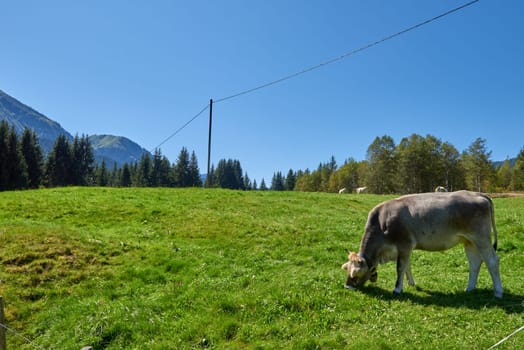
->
[341,252,377,289]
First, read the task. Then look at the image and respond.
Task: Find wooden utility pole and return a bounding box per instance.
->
[206,98,213,186]
[0,296,6,350]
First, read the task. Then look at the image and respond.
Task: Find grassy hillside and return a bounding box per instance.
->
[0,188,523,349]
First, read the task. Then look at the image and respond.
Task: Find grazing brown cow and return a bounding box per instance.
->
[341,191,503,298]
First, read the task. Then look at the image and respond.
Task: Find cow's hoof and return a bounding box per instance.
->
[344,284,356,290]
[494,291,503,299]
[392,289,402,296]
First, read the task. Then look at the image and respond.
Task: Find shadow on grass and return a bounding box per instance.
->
[359,285,524,314]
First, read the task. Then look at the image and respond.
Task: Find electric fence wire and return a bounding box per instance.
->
[154,0,480,149]
[487,324,524,350]
[0,321,46,350]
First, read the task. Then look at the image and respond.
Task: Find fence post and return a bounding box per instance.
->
[0,296,6,350]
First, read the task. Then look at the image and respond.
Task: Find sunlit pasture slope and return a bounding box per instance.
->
[0,188,522,349]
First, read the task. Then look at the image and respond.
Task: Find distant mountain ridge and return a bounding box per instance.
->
[0,89,150,166]
[0,89,73,152]
[493,158,517,168]
[89,134,150,166]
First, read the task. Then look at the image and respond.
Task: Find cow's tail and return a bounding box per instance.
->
[484,194,498,251]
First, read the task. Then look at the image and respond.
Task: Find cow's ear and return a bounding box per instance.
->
[341,262,349,270]
[348,251,358,260]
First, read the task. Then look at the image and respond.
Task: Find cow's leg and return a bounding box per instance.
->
[405,260,415,286]
[393,253,411,294]
[477,245,504,298]
[464,243,482,292]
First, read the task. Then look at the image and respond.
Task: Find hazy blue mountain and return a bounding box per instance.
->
[493,158,516,168]
[0,89,73,152]
[0,89,151,166]
[89,134,150,167]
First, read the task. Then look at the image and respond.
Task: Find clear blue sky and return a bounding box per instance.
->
[1,1,523,183]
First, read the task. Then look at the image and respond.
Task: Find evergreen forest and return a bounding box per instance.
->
[1,120,523,193]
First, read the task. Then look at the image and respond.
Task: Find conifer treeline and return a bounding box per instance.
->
[1,120,523,194]
[0,120,255,191]
[1,121,44,190]
[0,120,204,190]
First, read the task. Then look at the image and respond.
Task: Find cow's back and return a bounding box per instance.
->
[380,191,492,251]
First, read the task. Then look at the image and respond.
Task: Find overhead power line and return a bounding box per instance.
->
[152,103,209,152]
[214,0,479,104]
[156,0,480,149]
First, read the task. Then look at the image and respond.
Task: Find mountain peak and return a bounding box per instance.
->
[89,134,150,166]
[0,89,73,152]
[0,89,150,166]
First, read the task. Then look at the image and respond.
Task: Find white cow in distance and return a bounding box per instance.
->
[356,187,367,194]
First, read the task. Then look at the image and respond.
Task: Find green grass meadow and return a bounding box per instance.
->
[0,188,523,349]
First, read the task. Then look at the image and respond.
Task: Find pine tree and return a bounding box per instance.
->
[233,160,245,190]
[0,121,9,190]
[244,172,252,190]
[120,163,132,187]
[161,156,174,186]
[137,154,152,187]
[173,147,191,187]
[151,149,172,187]
[189,151,202,187]
[21,128,43,189]
[46,134,73,187]
[214,159,244,189]
[214,159,228,188]
[271,171,285,191]
[0,122,28,190]
[130,161,139,186]
[95,160,109,186]
[259,178,268,191]
[72,134,95,185]
[285,169,296,191]
[109,162,119,187]
[6,125,28,189]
